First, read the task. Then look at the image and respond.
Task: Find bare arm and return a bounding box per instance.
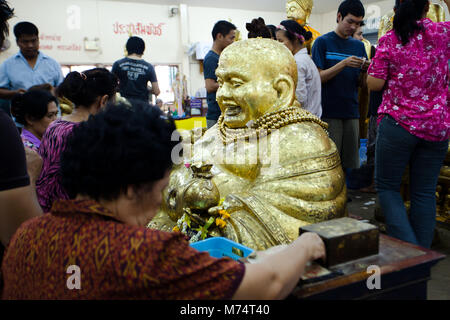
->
[24,148,43,186]
[151,82,160,97]
[232,232,325,300]
[0,186,42,246]
[0,88,26,99]
[319,56,365,83]
[367,75,386,92]
[205,78,219,93]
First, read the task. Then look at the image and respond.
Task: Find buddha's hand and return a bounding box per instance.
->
[207,194,244,217]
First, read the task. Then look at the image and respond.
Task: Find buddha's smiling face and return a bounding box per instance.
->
[215,39,297,129]
[216,53,278,129]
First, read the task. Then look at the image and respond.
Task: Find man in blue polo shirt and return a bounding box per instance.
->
[0,22,64,119]
[203,20,236,129]
[312,0,368,170]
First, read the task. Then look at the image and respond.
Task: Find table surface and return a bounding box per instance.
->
[291,234,446,299]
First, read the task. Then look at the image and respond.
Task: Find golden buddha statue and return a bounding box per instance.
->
[378,2,445,39]
[354,32,372,140]
[286,0,320,54]
[58,96,74,116]
[149,39,347,250]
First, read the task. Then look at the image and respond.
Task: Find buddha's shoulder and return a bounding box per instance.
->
[278,121,334,156]
[280,120,330,141]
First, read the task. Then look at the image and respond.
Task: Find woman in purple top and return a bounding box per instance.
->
[36,68,118,212]
[367,0,450,248]
[11,90,58,152]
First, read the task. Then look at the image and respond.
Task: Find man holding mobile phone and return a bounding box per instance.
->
[312,0,368,172]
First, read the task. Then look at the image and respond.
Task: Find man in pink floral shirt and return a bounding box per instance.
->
[367,0,450,248]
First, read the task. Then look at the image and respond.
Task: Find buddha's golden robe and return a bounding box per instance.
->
[150,108,347,250]
[358,38,372,139]
[58,96,73,116]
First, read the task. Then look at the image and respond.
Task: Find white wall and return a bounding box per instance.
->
[2,0,182,65]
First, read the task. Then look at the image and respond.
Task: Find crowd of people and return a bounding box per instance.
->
[0,0,449,299]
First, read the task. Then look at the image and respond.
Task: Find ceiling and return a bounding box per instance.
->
[99,0,383,14]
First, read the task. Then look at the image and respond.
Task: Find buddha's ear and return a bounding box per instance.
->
[273,74,295,109]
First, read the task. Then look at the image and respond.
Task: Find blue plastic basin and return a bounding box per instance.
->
[190,237,254,260]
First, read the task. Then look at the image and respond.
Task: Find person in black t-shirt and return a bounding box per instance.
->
[0,108,43,290]
[0,0,43,237]
[0,3,42,289]
[112,36,160,103]
[0,104,43,247]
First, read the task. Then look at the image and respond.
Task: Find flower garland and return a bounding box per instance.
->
[172,213,216,243]
[172,198,232,243]
[190,217,215,243]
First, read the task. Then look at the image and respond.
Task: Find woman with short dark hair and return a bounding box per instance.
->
[11,90,58,152]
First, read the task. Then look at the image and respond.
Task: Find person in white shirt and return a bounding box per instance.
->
[276,20,322,118]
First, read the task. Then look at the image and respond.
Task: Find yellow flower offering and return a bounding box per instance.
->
[215,218,227,229]
[219,210,230,219]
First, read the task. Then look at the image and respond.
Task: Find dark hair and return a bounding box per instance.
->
[266,25,277,39]
[278,20,313,44]
[28,83,54,93]
[370,45,376,59]
[11,90,57,126]
[61,101,177,201]
[56,68,118,108]
[0,0,14,46]
[338,0,365,19]
[13,21,38,39]
[393,0,428,45]
[212,20,236,41]
[126,36,145,55]
[246,17,272,39]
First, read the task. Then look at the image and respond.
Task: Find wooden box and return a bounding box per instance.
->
[299,217,379,268]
